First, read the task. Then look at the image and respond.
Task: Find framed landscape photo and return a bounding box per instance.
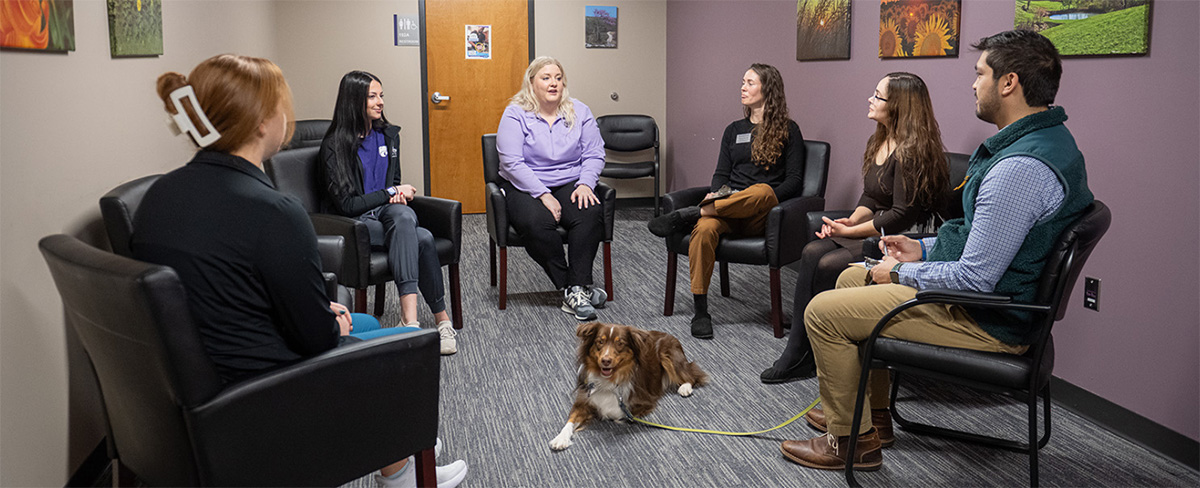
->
[585,6,617,48]
[1015,0,1151,56]
[796,0,851,61]
[107,0,162,56]
[879,0,961,58]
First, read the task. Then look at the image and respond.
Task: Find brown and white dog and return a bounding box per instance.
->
[549,322,708,450]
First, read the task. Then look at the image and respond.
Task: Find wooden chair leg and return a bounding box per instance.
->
[664,251,677,316]
[770,267,783,338]
[373,283,387,317]
[449,263,462,329]
[603,241,613,301]
[489,238,496,286]
[354,288,368,314]
[719,260,731,297]
[498,246,508,310]
[414,447,436,488]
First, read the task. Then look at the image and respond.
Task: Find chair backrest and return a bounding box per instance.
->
[800,140,831,198]
[482,133,501,184]
[1035,200,1111,321]
[285,119,332,149]
[596,114,657,152]
[40,234,223,486]
[99,174,162,257]
[264,146,324,212]
[939,152,971,222]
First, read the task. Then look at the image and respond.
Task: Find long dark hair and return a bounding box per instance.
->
[743,63,791,168]
[861,72,948,209]
[325,70,389,194]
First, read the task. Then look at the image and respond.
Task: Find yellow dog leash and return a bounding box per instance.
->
[624,397,822,436]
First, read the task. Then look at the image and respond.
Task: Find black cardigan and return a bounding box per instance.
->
[319,124,403,217]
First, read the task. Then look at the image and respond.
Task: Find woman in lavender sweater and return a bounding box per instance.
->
[495,56,608,321]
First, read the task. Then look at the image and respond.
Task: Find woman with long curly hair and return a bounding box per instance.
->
[648,63,807,339]
[760,71,949,383]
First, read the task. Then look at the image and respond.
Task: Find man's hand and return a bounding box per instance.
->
[330,302,353,336]
[879,235,923,262]
[570,184,599,209]
[539,193,562,222]
[870,256,901,284]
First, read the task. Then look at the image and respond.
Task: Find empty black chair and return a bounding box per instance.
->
[39,234,441,487]
[285,119,332,149]
[597,114,660,214]
[660,140,831,338]
[481,133,616,309]
[843,200,1111,487]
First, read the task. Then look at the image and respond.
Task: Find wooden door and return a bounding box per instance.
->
[422,0,530,214]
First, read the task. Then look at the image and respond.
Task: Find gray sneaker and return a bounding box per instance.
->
[562,285,597,320]
[590,286,608,309]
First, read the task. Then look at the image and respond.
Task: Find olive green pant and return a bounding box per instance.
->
[805,266,1026,436]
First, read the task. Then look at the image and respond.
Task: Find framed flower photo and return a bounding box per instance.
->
[0,0,75,51]
[879,0,960,58]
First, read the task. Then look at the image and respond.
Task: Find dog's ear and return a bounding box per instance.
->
[576,322,601,341]
[629,328,649,356]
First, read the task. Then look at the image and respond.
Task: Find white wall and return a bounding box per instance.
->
[0,0,277,484]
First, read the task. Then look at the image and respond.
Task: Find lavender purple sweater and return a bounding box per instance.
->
[495,100,606,197]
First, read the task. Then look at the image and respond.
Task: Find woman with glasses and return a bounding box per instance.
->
[759,72,949,384]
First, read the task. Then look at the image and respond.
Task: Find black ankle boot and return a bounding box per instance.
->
[648,206,701,237]
[760,328,817,383]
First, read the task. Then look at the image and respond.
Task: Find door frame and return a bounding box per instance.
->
[418,0,536,196]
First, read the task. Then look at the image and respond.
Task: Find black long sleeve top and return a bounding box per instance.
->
[131,151,341,382]
[709,118,806,201]
[857,154,936,234]
[319,124,403,217]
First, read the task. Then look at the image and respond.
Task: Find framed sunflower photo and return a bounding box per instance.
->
[879,0,961,58]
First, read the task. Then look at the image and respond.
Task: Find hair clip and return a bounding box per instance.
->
[168,85,221,148]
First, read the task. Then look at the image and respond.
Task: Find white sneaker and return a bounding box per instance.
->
[374,457,468,488]
[437,321,457,355]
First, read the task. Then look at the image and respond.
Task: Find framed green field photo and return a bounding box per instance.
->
[107,0,162,57]
[1015,0,1151,56]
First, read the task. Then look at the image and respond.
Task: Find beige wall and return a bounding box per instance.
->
[0,0,667,484]
[0,0,277,484]
[535,0,667,198]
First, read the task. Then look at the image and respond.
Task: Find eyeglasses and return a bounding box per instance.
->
[870,94,888,103]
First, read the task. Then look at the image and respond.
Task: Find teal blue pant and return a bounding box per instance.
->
[348,313,420,340]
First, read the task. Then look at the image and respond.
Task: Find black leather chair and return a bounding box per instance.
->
[100,174,353,307]
[264,146,464,327]
[843,200,1111,487]
[39,234,441,487]
[660,140,831,338]
[596,114,660,215]
[481,133,617,309]
[285,119,332,149]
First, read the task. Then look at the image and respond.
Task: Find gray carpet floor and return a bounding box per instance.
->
[346,206,1198,487]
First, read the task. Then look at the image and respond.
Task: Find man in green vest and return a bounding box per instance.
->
[780,30,1093,471]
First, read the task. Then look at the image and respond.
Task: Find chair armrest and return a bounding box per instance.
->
[863,233,936,260]
[595,182,617,241]
[409,196,462,264]
[766,196,826,267]
[662,186,708,214]
[189,329,441,487]
[805,210,854,240]
[485,182,508,246]
[316,235,345,276]
[309,213,372,289]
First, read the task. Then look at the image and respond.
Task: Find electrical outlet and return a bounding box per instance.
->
[1083,277,1100,311]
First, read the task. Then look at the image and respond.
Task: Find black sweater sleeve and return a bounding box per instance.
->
[769,122,806,201]
[709,123,735,191]
[318,138,391,217]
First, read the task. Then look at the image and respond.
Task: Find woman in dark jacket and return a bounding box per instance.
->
[319,70,457,355]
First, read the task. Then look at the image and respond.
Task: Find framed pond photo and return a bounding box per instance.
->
[879,0,960,58]
[1014,0,1151,56]
[796,0,851,61]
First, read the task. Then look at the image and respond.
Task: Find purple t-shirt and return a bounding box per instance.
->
[494,99,606,196]
[357,129,389,194]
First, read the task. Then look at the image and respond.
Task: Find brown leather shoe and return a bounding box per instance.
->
[781,429,883,471]
[805,407,895,447]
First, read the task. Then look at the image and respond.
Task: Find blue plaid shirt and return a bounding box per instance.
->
[898,156,1065,291]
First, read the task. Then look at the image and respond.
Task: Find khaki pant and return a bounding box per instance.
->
[688,183,778,295]
[805,266,1027,436]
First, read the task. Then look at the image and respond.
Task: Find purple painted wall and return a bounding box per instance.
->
[666,0,1199,440]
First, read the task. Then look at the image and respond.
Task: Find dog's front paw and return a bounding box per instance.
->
[678,382,694,397]
[549,432,573,450]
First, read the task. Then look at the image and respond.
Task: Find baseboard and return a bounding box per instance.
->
[1052,376,1199,472]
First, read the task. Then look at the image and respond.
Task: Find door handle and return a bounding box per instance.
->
[431,92,451,104]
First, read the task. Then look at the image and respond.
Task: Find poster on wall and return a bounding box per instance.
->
[796,0,851,61]
[107,0,162,56]
[0,0,75,51]
[1014,0,1150,56]
[585,6,617,48]
[879,0,960,58]
[466,24,490,59]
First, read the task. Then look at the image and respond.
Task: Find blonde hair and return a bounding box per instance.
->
[156,54,294,152]
[509,56,576,128]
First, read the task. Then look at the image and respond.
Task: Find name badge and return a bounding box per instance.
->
[735,133,751,144]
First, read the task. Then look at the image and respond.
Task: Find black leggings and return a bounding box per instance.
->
[501,180,604,290]
[777,238,865,364]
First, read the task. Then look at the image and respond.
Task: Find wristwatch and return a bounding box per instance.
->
[889,263,903,284]
[386,187,398,196]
